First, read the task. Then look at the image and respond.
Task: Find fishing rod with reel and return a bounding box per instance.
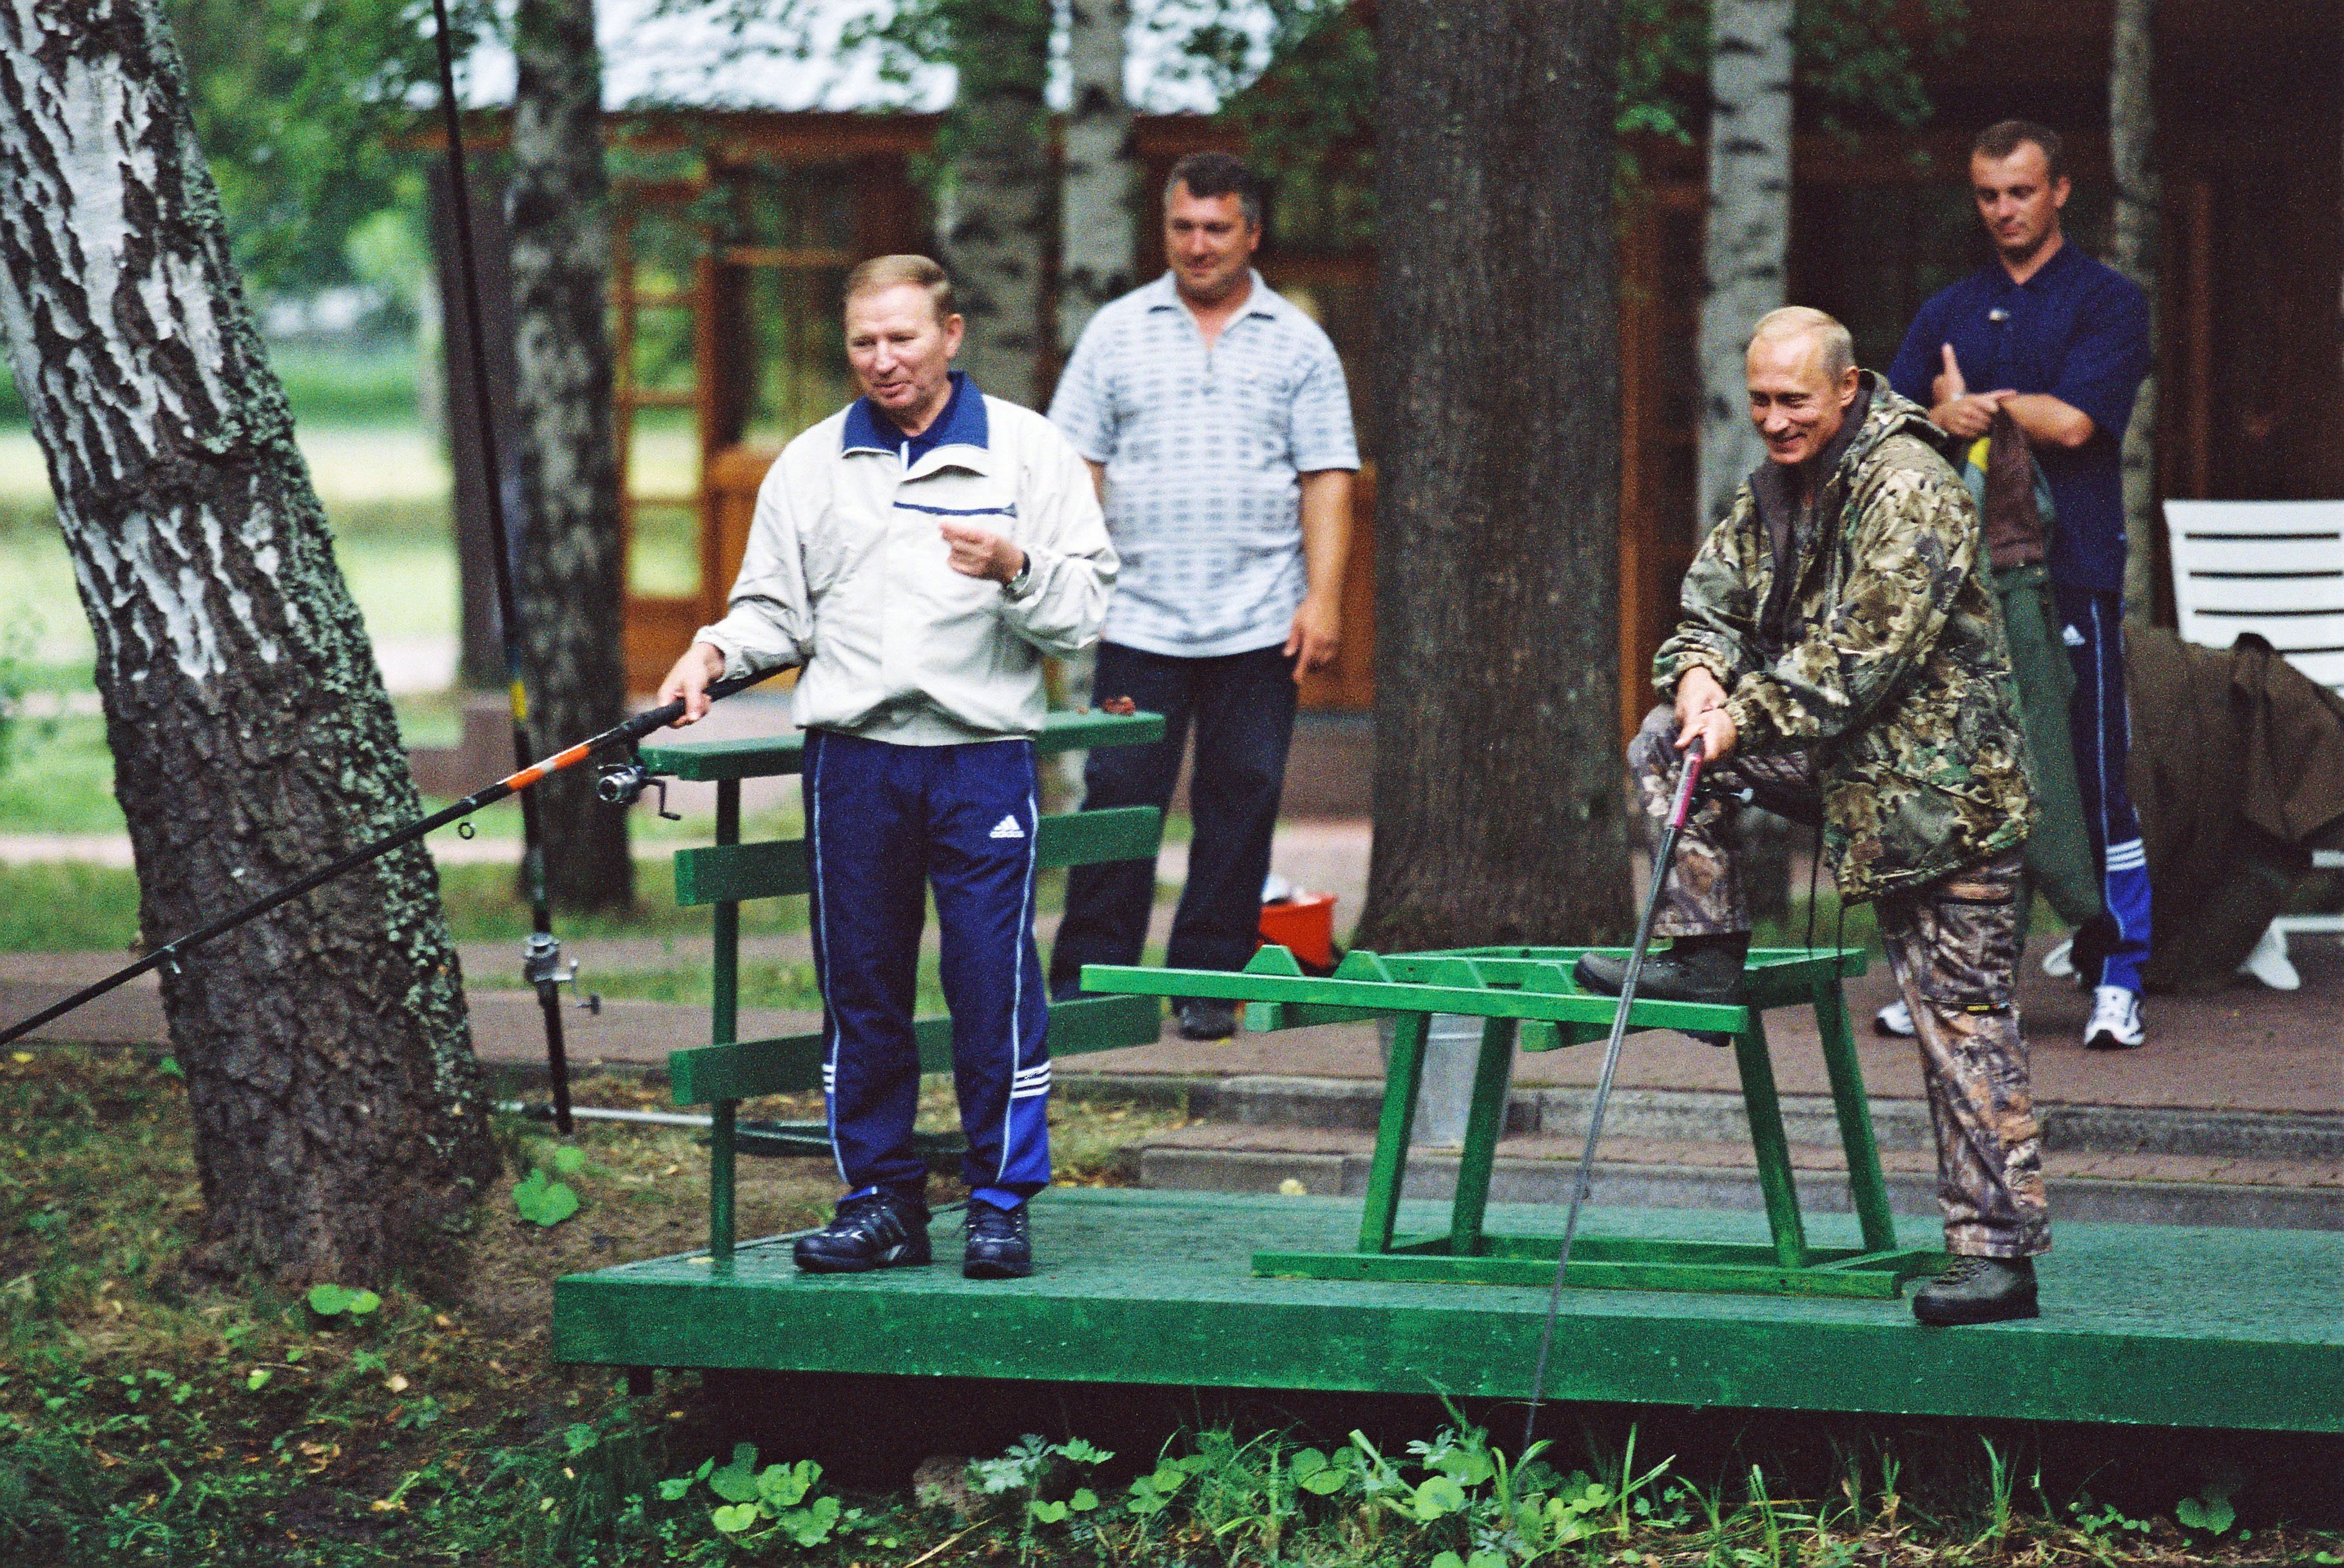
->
[0,668,782,1053]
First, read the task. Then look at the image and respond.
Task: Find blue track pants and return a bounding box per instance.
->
[804,730,1050,1210]
[2054,586,2152,996]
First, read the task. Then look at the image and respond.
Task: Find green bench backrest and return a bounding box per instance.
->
[637,710,1172,1112]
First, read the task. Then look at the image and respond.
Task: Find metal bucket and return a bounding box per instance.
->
[1377,1013,1512,1148]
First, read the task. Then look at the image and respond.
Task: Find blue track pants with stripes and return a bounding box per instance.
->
[2055,585,2152,996]
[804,730,1050,1212]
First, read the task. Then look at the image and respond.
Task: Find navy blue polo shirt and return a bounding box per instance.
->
[1887,242,2150,594]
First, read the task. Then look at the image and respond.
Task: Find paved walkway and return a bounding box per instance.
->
[5,818,2338,1123]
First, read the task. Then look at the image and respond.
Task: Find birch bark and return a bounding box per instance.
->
[1354,0,1632,951]
[509,0,630,907]
[2109,0,2159,622]
[1697,0,1793,534]
[940,0,1054,405]
[0,0,496,1282]
[1057,0,1136,353]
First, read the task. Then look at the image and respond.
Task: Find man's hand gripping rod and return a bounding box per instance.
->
[1520,736,1708,1453]
[0,668,784,1050]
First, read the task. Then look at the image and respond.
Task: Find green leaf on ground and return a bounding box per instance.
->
[708,1442,761,1504]
[305,1282,382,1317]
[2176,1489,2236,1536]
[512,1168,578,1227]
[551,1145,586,1176]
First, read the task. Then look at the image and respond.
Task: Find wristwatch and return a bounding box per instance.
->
[1003,552,1033,594]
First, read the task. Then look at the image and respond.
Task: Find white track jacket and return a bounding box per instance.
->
[694,377,1118,744]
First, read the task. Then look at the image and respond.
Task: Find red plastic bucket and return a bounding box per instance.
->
[1257,891,1338,972]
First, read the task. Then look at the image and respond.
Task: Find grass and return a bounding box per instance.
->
[3,1049,2336,1566]
[0,1049,1188,1565]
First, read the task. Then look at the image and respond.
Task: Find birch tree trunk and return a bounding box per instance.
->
[1354,0,1632,952]
[2109,0,2159,623]
[509,0,630,907]
[0,0,497,1284]
[1057,0,1136,353]
[1698,0,1793,534]
[941,0,1054,406]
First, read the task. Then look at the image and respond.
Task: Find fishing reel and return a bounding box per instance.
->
[524,931,600,1014]
[595,751,680,820]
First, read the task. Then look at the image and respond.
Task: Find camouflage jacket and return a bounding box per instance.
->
[1652,375,2037,902]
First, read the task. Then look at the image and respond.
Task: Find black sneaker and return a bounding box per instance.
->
[1911,1255,2039,1326]
[793,1190,932,1274]
[1174,998,1240,1041]
[1574,943,1743,1045]
[962,1198,1033,1279]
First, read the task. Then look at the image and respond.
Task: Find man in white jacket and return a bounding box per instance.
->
[659,255,1117,1280]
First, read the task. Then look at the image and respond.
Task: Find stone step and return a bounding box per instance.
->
[1133,1124,2344,1232]
[1061,1072,2344,1164]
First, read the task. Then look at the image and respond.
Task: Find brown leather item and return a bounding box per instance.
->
[1981,404,2047,570]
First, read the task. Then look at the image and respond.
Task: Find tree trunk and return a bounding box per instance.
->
[509,0,630,908]
[1058,0,1136,354]
[1698,0,1798,917]
[941,0,1054,407]
[0,0,498,1286]
[2109,0,2158,623]
[1698,0,1793,534]
[1354,0,1632,953]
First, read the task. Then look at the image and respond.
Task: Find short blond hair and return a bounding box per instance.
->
[1749,305,1855,382]
[843,254,956,323]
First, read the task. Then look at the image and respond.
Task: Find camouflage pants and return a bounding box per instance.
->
[1629,706,2051,1257]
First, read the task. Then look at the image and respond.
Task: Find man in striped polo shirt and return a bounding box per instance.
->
[1047,152,1361,1036]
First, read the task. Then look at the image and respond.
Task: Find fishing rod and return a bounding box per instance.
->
[1520,736,1707,1453]
[0,668,781,1052]
[427,0,581,1131]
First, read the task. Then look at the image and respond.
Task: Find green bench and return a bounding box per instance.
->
[635,709,1170,1259]
[1081,942,1948,1299]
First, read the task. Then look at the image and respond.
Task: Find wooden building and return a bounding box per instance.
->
[435,1,2341,744]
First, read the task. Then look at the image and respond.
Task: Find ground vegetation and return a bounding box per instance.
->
[3,1050,2334,1566]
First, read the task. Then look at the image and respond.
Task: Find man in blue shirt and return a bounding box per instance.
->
[1889,121,2154,1051]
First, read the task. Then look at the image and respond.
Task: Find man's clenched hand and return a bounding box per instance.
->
[940,519,1028,585]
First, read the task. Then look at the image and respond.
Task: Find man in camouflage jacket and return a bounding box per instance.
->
[1578,307,2048,1327]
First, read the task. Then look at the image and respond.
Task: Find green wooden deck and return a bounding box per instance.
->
[554,1189,2344,1433]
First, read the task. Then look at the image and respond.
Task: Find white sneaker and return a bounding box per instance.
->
[1873,998,1915,1038]
[2084,985,2144,1050]
[2041,937,2075,980]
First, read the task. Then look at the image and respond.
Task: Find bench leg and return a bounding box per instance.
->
[1731,1011,1809,1269]
[1358,1012,1431,1254]
[1444,1017,1518,1255]
[1814,974,1898,1253]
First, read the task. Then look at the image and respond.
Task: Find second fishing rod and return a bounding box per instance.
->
[0,668,782,1053]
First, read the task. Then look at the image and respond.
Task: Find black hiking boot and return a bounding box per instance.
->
[1574,936,1747,1045]
[962,1198,1033,1279]
[1911,1255,2039,1326]
[792,1190,932,1274]
[1174,998,1241,1041]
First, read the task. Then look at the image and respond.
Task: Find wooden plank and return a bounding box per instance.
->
[552,1190,2344,1433]
[1080,962,1749,1034]
[670,995,1161,1104]
[641,708,1168,780]
[673,808,1163,905]
[1250,1249,1908,1299]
